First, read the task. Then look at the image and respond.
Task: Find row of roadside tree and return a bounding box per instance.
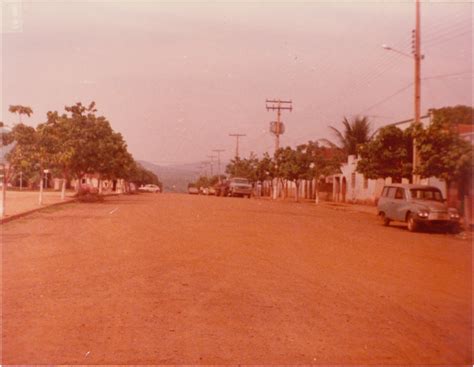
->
[1,102,161,199]
[220,105,473,202]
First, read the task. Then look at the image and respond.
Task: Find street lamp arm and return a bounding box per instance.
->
[382,44,413,59]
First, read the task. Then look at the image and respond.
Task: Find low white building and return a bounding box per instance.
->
[332,154,446,204]
[331,114,447,204]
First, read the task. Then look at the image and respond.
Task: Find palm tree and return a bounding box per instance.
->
[324,116,371,156]
[8,105,33,123]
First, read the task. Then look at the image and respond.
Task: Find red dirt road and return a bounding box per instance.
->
[1,194,472,364]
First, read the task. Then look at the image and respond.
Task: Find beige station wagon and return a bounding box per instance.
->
[377,184,461,233]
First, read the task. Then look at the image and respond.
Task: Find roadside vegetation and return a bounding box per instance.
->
[1,102,161,195]
[189,105,472,204]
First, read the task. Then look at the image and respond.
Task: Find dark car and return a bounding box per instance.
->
[377,184,461,232]
[214,177,252,198]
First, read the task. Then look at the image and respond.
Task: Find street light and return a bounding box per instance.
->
[382,40,422,184]
[381,0,423,185]
[381,44,413,59]
[382,44,424,60]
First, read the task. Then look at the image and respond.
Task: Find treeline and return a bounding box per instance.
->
[221,105,473,201]
[224,141,343,201]
[1,102,161,195]
[357,106,473,185]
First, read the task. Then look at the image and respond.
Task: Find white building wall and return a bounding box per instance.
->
[332,154,447,204]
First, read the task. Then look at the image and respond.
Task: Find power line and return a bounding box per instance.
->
[212,149,225,180]
[229,133,246,159]
[424,20,471,42]
[422,70,473,80]
[424,30,472,49]
[355,82,414,116]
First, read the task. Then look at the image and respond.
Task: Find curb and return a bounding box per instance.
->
[0,198,77,224]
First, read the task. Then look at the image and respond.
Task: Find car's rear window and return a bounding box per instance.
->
[410,188,443,202]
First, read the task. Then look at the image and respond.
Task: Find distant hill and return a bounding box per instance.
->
[138,160,230,193]
[138,160,200,193]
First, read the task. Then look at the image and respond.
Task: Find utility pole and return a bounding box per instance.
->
[266,99,292,154]
[412,0,421,184]
[206,155,216,177]
[229,133,246,159]
[200,163,208,177]
[212,149,225,182]
[266,99,292,200]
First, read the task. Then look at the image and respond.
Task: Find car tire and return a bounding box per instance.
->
[380,212,390,226]
[407,213,419,232]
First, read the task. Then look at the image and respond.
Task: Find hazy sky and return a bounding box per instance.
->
[1,0,472,165]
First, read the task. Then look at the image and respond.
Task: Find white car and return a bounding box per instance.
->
[139,184,161,193]
[188,186,199,195]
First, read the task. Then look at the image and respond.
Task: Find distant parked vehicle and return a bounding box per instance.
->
[377,184,461,233]
[198,186,210,195]
[188,186,199,195]
[228,177,252,198]
[215,177,252,198]
[79,183,98,194]
[208,187,216,195]
[138,184,161,193]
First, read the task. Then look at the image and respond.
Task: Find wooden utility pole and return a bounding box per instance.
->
[199,163,207,177]
[212,149,225,181]
[266,99,292,200]
[206,155,216,177]
[229,133,246,159]
[412,0,421,184]
[266,99,292,154]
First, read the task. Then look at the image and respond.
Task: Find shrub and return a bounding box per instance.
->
[75,188,104,203]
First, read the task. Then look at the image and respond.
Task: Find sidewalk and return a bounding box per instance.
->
[1,190,76,222]
[256,195,378,215]
[319,201,377,215]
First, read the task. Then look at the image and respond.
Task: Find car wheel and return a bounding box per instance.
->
[407,213,419,232]
[380,212,390,226]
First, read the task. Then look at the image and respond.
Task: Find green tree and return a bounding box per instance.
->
[225,153,259,181]
[274,145,310,202]
[255,152,276,183]
[325,116,372,156]
[8,105,33,123]
[127,162,161,189]
[356,125,413,183]
[41,102,139,195]
[429,105,474,125]
[6,124,40,185]
[6,122,57,204]
[414,119,473,187]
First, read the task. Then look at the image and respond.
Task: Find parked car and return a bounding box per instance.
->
[208,187,216,195]
[228,177,252,198]
[377,184,461,232]
[138,184,161,193]
[188,186,199,195]
[79,183,99,194]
